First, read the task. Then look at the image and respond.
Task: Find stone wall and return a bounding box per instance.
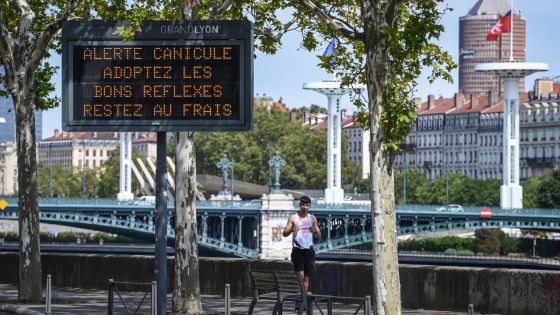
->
[0,253,559,314]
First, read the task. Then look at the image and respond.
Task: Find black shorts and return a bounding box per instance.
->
[291,247,315,276]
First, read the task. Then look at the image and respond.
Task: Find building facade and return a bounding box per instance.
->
[0,97,43,143]
[0,142,17,196]
[308,112,370,180]
[132,134,157,161]
[341,117,370,179]
[37,130,120,169]
[396,81,560,181]
[459,0,526,95]
[37,130,158,171]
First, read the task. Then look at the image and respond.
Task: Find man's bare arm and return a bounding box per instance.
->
[283,214,296,237]
[312,216,321,241]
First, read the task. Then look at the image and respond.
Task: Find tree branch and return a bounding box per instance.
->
[14,0,35,42]
[26,0,81,80]
[209,0,234,18]
[0,8,15,84]
[298,0,364,41]
[331,15,361,35]
[254,18,297,43]
[0,8,20,96]
[384,0,402,25]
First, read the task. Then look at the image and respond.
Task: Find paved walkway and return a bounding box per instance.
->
[0,284,471,314]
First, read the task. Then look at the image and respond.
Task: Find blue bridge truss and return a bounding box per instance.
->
[1,198,559,258]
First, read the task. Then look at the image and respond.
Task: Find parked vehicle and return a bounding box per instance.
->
[435,204,464,212]
[134,196,156,206]
[447,204,464,212]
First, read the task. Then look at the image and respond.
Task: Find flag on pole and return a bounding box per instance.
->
[322,39,336,62]
[486,10,512,41]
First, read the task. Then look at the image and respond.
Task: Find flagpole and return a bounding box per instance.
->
[510,0,514,61]
[499,33,502,94]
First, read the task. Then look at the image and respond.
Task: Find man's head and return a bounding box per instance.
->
[299,196,311,210]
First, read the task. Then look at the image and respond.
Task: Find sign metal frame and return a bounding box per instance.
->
[62,20,253,132]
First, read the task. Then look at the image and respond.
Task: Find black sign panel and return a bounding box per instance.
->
[62,21,253,131]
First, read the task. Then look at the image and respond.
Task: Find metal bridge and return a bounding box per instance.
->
[1,197,560,258]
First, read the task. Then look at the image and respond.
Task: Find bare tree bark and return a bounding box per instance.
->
[172,3,203,313]
[361,1,403,313]
[173,131,202,313]
[15,92,42,303]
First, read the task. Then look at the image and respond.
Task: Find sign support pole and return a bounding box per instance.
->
[155,131,168,315]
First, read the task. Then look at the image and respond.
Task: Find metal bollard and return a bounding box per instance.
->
[108,279,114,315]
[306,292,314,315]
[224,284,230,315]
[364,295,371,315]
[46,275,52,315]
[468,303,474,315]
[151,281,157,315]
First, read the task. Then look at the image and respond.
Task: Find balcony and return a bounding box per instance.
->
[398,143,417,151]
[522,157,557,167]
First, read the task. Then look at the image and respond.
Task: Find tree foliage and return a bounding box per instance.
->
[535,168,560,208]
[96,147,143,198]
[394,170,501,206]
[473,228,505,255]
[38,163,82,197]
[194,108,360,189]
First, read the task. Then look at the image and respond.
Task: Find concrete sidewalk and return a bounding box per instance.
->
[0,284,471,314]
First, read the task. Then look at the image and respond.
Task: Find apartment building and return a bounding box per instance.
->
[341,117,370,179]
[396,80,560,180]
[37,130,120,169]
[0,142,17,195]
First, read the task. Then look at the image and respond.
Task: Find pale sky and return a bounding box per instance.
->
[41,0,560,138]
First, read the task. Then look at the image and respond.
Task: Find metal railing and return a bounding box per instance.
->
[107,279,156,315]
[306,294,371,315]
[322,249,560,269]
[45,274,52,315]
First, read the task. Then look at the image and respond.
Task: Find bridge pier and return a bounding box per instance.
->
[258,193,295,260]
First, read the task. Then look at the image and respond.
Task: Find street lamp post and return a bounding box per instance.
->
[81,140,86,194]
[230,145,237,202]
[48,143,53,198]
[266,143,272,193]
[0,117,5,196]
[442,119,449,206]
[216,151,232,196]
[269,146,286,193]
[403,150,407,205]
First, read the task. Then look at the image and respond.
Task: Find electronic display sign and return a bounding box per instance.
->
[62,21,253,131]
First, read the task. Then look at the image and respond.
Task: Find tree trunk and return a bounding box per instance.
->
[15,93,42,303]
[172,3,202,313]
[173,132,202,314]
[362,1,402,313]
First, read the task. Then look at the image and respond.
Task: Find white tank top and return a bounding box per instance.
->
[293,213,314,249]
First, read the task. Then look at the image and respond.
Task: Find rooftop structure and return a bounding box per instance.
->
[459,0,526,94]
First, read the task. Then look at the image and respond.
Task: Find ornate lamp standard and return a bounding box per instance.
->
[48,142,53,197]
[268,146,286,193]
[230,144,237,202]
[80,139,86,194]
[216,151,232,196]
[266,143,272,193]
